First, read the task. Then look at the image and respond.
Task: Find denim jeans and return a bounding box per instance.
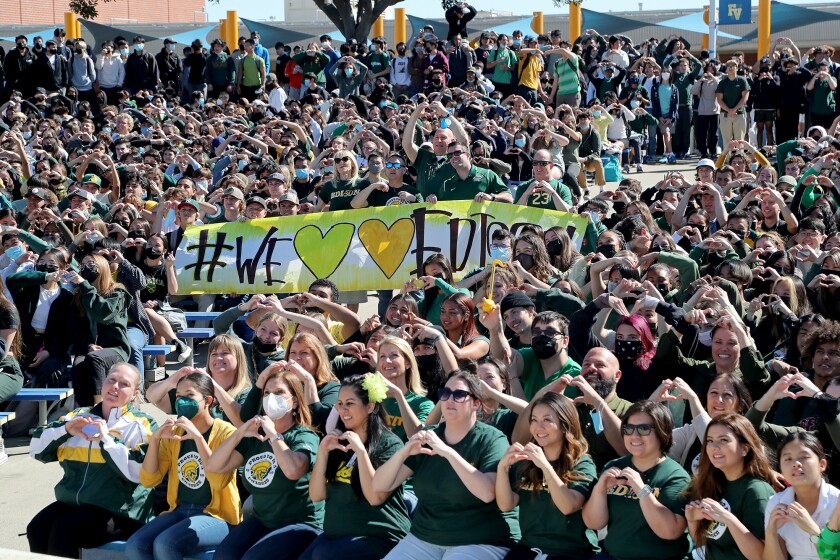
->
[235,521,321,560]
[298,533,380,560]
[125,503,231,560]
[126,326,146,378]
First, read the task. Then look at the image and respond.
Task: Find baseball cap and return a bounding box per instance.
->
[696,158,716,169]
[178,199,200,213]
[246,196,267,208]
[277,191,299,204]
[266,172,286,183]
[27,187,48,200]
[222,187,244,201]
[81,173,102,187]
[68,189,94,202]
[777,175,797,188]
[163,38,176,45]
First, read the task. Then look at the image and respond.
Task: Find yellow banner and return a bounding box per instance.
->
[173,202,590,294]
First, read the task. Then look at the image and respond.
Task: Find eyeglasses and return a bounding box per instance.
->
[532,328,562,338]
[533,161,552,167]
[447,150,466,160]
[437,387,472,402]
[385,162,402,169]
[335,156,352,163]
[621,423,654,436]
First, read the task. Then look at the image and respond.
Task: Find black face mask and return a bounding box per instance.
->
[144,246,163,260]
[597,244,617,258]
[48,48,57,54]
[515,253,535,270]
[127,230,146,239]
[252,337,278,354]
[35,262,59,274]
[432,272,446,280]
[778,295,792,308]
[546,239,563,257]
[75,48,83,55]
[80,263,100,282]
[531,334,558,360]
[652,244,670,253]
[655,282,670,296]
[614,339,644,363]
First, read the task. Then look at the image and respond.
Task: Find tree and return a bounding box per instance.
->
[71,0,403,43]
[312,0,405,43]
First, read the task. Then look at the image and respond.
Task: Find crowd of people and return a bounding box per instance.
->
[2,2,840,558]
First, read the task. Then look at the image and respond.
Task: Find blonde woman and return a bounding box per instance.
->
[146,334,252,426]
[65,253,131,406]
[377,336,433,442]
[315,149,369,212]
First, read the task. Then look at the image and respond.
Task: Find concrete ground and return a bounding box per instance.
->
[0,159,698,554]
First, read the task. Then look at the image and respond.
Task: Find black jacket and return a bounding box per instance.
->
[778,67,812,112]
[33,51,69,92]
[124,51,159,92]
[155,49,182,86]
[445,5,477,41]
[4,48,36,93]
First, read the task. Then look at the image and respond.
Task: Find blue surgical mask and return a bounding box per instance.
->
[140,126,150,136]
[630,100,640,109]
[592,110,602,118]
[304,79,311,88]
[489,245,511,261]
[102,127,112,134]
[120,48,129,56]
[295,168,309,180]
[4,245,24,261]
[133,44,143,52]
[322,165,334,174]
[514,137,526,148]
[513,39,521,47]
[580,123,590,130]
[354,124,363,133]
[344,67,354,77]
[380,100,388,108]
[440,117,450,129]
[162,209,176,230]
[22,131,31,140]
[751,162,759,172]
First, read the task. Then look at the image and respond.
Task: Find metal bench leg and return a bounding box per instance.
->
[39,400,47,426]
[187,340,195,368]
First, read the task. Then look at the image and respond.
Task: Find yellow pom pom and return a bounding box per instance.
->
[481,298,496,313]
[362,373,389,404]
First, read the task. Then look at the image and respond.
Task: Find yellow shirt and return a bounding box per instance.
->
[517,53,544,90]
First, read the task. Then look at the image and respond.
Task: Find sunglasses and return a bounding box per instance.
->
[437,387,472,402]
[335,156,352,163]
[531,328,562,338]
[385,162,402,169]
[621,423,654,436]
[447,150,466,160]
[533,161,552,167]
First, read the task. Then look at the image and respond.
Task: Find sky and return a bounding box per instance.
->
[205,0,840,21]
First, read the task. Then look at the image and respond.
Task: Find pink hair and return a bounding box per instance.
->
[616,314,657,370]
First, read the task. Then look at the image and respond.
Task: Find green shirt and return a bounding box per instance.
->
[428,164,509,202]
[703,475,774,560]
[383,392,434,442]
[236,424,323,529]
[578,395,633,471]
[365,51,391,76]
[602,455,691,560]
[318,178,370,211]
[176,433,213,507]
[553,53,581,96]
[239,54,265,87]
[716,76,750,114]
[413,147,449,198]
[810,78,837,115]
[322,430,410,556]
[518,178,573,209]
[291,51,330,84]
[518,349,581,400]
[405,421,520,546]
[512,454,598,556]
[480,407,518,441]
[489,47,518,85]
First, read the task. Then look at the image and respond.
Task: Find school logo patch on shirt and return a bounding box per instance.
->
[178,452,206,489]
[335,458,354,484]
[706,498,732,540]
[244,451,277,488]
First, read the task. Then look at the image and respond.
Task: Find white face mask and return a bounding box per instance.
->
[262,393,291,420]
[699,328,713,347]
[661,72,670,82]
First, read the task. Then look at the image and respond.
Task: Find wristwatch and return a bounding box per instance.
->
[273,432,285,442]
[637,484,653,498]
[810,533,821,545]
